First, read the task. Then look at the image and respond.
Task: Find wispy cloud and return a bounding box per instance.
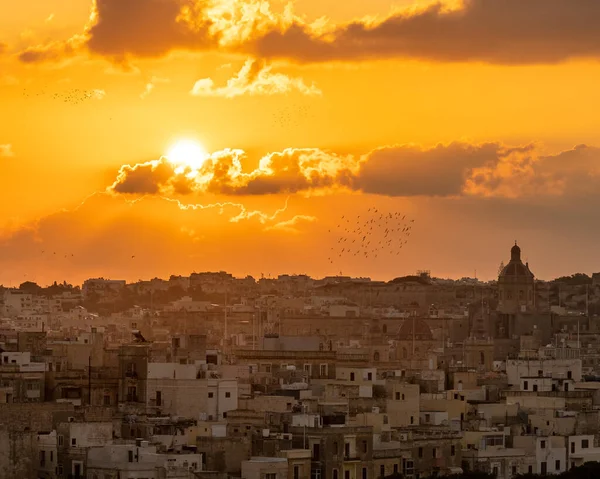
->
[0,144,15,158]
[265,214,317,233]
[140,76,170,99]
[190,59,321,98]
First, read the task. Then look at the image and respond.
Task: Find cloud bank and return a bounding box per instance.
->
[18,0,600,65]
[108,142,600,199]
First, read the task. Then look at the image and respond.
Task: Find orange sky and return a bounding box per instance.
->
[1,0,600,286]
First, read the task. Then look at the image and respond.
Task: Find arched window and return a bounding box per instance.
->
[333,469,339,479]
[373,351,380,362]
[480,352,485,365]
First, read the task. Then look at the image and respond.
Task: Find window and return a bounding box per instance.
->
[103,395,111,406]
[393,464,399,473]
[362,441,368,454]
[40,450,46,466]
[128,450,134,463]
[208,392,214,398]
[571,442,575,453]
[345,471,350,479]
[71,437,77,446]
[320,364,327,377]
[528,466,533,474]
[582,439,589,449]
[418,447,423,458]
[127,386,137,402]
[345,443,350,458]
[523,381,528,390]
[395,392,400,400]
[265,474,277,479]
[156,391,162,406]
[50,451,53,462]
[492,467,498,477]
[350,372,355,381]
[555,460,561,471]
[57,464,63,476]
[225,392,231,398]
[367,372,373,380]
[432,448,437,458]
[533,384,538,392]
[362,467,367,479]
[374,352,380,362]
[425,414,431,423]
[333,470,338,479]
[265,364,272,373]
[380,465,385,477]
[568,371,573,379]
[312,444,320,461]
[538,370,543,377]
[402,394,405,400]
[540,440,546,449]
[541,462,547,475]
[410,416,414,425]
[304,364,311,376]
[451,445,455,456]
[404,461,414,476]
[512,466,517,476]
[58,435,64,446]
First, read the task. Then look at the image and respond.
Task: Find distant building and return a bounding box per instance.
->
[497,242,535,314]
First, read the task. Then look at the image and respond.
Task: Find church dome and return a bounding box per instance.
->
[398,318,433,340]
[499,242,534,279]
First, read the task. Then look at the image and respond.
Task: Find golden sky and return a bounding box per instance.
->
[1,0,600,285]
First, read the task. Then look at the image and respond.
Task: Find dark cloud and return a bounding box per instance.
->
[253,0,600,64]
[86,0,213,60]
[354,142,518,197]
[111,160,177,194]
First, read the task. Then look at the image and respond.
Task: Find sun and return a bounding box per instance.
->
[166,140,208,170]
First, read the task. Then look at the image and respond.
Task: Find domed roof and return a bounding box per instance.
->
[500,262,534,277]
[398,318,433,340]
[499,241,534,279]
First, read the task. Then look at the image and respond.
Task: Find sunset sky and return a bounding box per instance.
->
[1,0,600,286]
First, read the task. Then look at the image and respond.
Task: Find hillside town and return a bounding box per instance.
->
[3,242,600,479]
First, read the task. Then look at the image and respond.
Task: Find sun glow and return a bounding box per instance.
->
[166,140,208,170]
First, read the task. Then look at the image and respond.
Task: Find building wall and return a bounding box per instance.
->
[386,383,419,427]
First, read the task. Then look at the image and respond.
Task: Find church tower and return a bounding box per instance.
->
[497,242,535,314]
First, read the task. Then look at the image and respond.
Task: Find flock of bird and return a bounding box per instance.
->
[272,103,314,129]
[22,88,104,105]
[327,209,415,266]
[38,251,135,260]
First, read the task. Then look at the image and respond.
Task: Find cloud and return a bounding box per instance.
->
[17,0,600,66]
[17,0,291,64]
[108,142,600,199]
[265,214,317,233]
[190,58,321,98]
[140,76,170,99]
[45,13,55,23]
[253,0,600,65]
[109,148,356,196]
[0,42,7,55]
[0,144,15,158]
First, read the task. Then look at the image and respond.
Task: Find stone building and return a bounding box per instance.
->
[498,243,535,314]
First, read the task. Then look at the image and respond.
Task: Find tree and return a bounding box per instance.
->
[18,281,42,294]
